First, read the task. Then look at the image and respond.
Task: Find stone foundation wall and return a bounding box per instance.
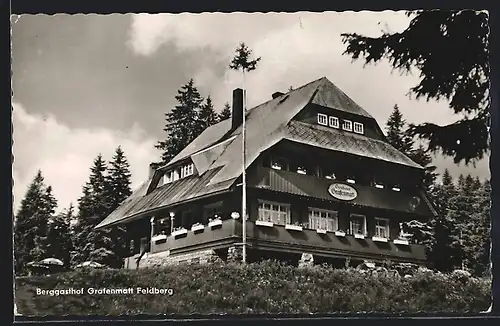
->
[127,249,222,269]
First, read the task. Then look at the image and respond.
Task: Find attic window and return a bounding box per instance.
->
[173,169,180,181]
[164,171,174,184]
[181,163,194,178]
[329,116,339,128]
[342,120,353,131]
[353,122,364,134]
[317,113,328,126]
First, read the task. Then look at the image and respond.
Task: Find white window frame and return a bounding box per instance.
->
[164,171,174,184]
[349,214,367,236]
[308,208,338,232]
[317,113,328,126]
[258,200,291,225]
[374,217,390,239]
[353,122,364,134]
[342,120,353,131]
[181,163,194,178]
[173,169,180,181]
[329,116,340,128]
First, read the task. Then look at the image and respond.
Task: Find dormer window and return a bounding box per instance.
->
[353,122,364,134]
[342,120,353,131]
[317,113,328,126]
[173,169,180,181]
[164,171,174,184]
[181,163,194,178]
[329,116,339,128]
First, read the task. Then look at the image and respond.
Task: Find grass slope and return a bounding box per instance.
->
[15,261,491,316]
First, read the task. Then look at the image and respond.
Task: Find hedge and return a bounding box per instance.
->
[15,260,491,316]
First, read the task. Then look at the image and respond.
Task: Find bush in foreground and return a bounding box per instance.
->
[15,260,491,315]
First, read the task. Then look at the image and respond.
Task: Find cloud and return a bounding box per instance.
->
[126,12,460,128]
[12,102,159,214]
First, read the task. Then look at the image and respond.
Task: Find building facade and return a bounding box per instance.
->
[95,77,436,268]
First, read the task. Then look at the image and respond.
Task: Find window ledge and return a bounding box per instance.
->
[255,220,274,227]
[151,234,167,242]
[208,219,222,228]
[285,224,303,231]
[171,229,188,237]
[372,236,388,243]
[394,239,410,246]
[354,234,365,240]
[191,224,205,232]
[316,229,327,234]
[334,231,346,237]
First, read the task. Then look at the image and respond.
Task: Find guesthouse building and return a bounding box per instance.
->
[95,77,436,268]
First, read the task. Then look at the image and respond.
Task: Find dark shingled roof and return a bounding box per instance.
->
[285,121,422,169]
[96,77,424,229]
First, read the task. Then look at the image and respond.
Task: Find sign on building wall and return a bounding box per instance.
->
[328,183,358,201]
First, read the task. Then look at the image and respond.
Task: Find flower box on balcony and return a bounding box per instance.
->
[191,224,205,232]
[151,234,167,243]
[354,233,365,240]
[316,229,327,234]
[285,224,303,231]
[171,228,188,238]
[394,239,409,246]
[334,231,346,237]
[208,219,222,228]
[255,220,274,227]
[372,236,388,243]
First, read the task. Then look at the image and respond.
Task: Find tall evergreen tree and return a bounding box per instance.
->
[71,155,115,267]
[14,171,57,275]
[218,102,232,121]
[196,95,218,135]
[385,105,413,154]
[46,204,73,268]
[459,175,491,275]
[466,179,491,276]
[104,146,133,268]
[155,79,204,164]
[406,144,438,191]
[429,172,463,272]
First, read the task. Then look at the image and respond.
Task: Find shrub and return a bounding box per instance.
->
[15,260,491,316]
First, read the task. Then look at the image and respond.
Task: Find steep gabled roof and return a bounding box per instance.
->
[96,76,423,229]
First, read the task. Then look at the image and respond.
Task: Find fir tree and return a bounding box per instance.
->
[71,155,115,267]
[427,169,463,272]
[155,79,205,164]
[459,175,491,275]
[467,179,491,276]
[46,204,73,268]
[104,146,133,268]
[14,171,57,275]
[385,105,413,154]
[406,144,438,191]
[218,102,232,121]
[196,95,218,135]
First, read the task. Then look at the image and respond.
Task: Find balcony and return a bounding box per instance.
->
[151,218,239,254]
[242,221,426,263]
[150,219,425,263]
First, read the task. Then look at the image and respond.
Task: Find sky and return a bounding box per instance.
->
[11,12,490,214]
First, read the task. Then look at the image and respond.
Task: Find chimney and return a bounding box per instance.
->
[148,162,157,179]
[231,88,244,130]
[272,92,284,99]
